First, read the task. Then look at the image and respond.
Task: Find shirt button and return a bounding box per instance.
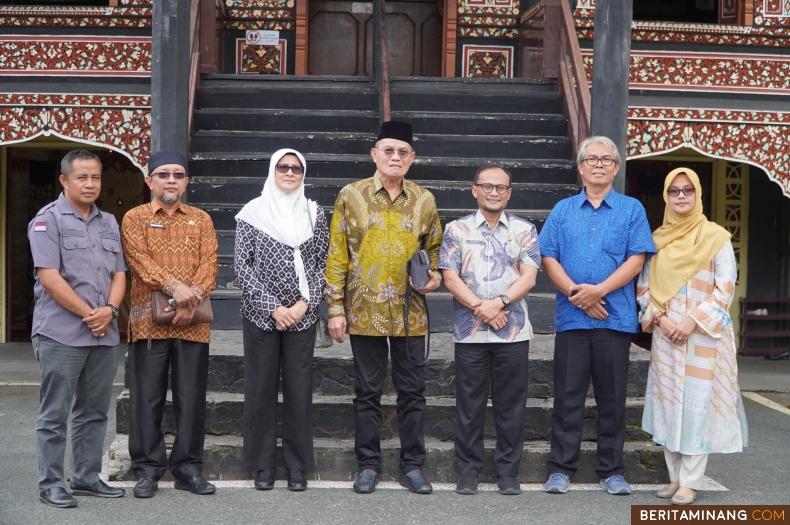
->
[594,212,597,216]
[587,259,592,263]
[589,244,593,248]
[592,228,596,232]
[92,244,96,248]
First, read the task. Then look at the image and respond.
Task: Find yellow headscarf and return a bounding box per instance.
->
[649,167,731,312]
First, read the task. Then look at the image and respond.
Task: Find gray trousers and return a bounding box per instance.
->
[33,335,117,491]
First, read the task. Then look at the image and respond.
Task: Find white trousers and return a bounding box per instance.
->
[664,450,708,490]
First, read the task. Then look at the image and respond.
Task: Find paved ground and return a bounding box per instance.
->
[1,341,789,524]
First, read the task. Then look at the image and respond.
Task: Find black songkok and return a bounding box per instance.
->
[148,149,187,174]
[376,120,413,146]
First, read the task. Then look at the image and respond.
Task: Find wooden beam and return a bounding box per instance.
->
[200,0,218,74]
[589,0,632,193]
[441,0,456,77]
[295,0,309,75]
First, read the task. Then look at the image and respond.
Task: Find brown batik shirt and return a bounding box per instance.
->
[121,199,218,343]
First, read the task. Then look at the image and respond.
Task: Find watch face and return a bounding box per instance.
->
[501,295,510,305]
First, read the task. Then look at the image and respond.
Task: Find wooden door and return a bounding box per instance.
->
[307,0,442,76]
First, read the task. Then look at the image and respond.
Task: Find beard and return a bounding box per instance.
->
[160,192,179,204]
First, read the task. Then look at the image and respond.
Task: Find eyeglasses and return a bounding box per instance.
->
[276,164,304,175]
[152,171,186,180]
[667,186,695,197]
[582,156,617,167]
[474,183,511,195]
[376,147,413,158]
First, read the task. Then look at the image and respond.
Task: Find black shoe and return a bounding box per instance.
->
[765,349,790,360]
[174,475,216,495]
[399,470,433,494]
[254,469,275,490]
[497,476,522,495]
[455,475,479,495]
[70,479,125,498]
[287,469,307,491]
[353,469,379,494]
[133,478,158,498]
[39,487,77,508]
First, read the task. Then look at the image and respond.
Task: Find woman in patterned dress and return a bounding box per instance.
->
[234,149,329,491]
[637,167,747,505]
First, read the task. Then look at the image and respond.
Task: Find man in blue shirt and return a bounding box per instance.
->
[539,136,656,496]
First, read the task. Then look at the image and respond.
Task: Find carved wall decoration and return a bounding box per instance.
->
[458,0,519,38]
[581,50,790,95]
[755,0,790,25]
[0,36,151,76]
[722,0,737,18]
[0,94,151,173]
[0,5,152,28]
[458,27,518,37]
[462,44,513,77]
[627,107,790,197]
[236,38,287,74]
[223,0,295,30]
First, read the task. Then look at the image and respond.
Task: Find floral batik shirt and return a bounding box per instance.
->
[324,172,442,337]
[439,211,541,343]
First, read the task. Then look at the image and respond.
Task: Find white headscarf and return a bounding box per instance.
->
[234,149,318,300]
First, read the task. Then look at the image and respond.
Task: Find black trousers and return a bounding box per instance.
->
[454,341,529,478]
[350,335,426,474]
[129,338,209,481]
[548,329,631,479]
[242,319,316,472]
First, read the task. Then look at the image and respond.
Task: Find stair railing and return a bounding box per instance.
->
[555,0,591,159]
[373,0,391,124]
[188,0,202,143]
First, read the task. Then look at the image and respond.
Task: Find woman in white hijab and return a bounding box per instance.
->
[234,148,329,492]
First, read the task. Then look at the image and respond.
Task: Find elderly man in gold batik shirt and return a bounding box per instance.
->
[325,121,442,495]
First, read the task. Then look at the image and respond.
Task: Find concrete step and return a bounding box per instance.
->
[115,389,650,442]
[192,109,568,137]
[188,153,579,184]
[188,177,577,212]
[190,131,573,160]
[123,333,650,398]
[106,435,668,484]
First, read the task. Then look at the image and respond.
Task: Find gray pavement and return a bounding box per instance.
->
[1,337,790,524]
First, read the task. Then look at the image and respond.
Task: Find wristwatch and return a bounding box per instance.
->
[499,294,511,307]
[653,312,665,326]
[107,303,119,319]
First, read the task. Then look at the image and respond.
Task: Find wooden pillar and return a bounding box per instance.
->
[199,0,218,74]
[589,0,632,193]
[543,0,561,79]
[152,0,191,161]
[295,0,309,75]
[441,0,457,77]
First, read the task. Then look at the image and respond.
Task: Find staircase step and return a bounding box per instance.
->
[123,332,650,397]
[190,131,573,160]
[106,435,668,484]
[196,87,376,111]
[389,76,558,93]
[390,91,564,114]
[192,108,568,137]
[188,154,579,184]
[115,389,649,442]
[198,204,551,232]
[188,177,577,211]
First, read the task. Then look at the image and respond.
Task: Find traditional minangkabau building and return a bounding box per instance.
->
[1,0,788,481]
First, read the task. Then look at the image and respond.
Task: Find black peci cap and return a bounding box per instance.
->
[376,120,413,146]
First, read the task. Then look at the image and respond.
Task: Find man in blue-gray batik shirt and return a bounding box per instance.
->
[539,137,656,496]
[439,166,541,496]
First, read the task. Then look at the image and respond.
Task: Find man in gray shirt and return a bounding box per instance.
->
[28,150,128,508]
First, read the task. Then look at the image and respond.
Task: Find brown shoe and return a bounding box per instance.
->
[671,489,697,505]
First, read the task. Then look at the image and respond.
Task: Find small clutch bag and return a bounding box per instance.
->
[150,290,214,324]
[408,250,432,291]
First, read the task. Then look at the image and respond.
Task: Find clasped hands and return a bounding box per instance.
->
[272,300,309,331]
[83,306,114,338]
[568,283,609,320]
[470,298,509,331]
[657,315,696,345]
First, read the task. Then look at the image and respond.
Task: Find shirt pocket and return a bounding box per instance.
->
[62,237,90,270]
[603,229,627,258]
[101,237,121,271]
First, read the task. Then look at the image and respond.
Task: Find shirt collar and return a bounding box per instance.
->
[373,171,406,197]
[57,192,100,221]
[474,210,509,230]
[576,186,618,209]
[151,197,187,215]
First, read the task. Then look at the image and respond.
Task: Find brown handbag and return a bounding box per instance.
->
[148,290,214,348]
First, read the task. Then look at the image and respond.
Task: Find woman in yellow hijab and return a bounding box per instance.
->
[636,168,747,505]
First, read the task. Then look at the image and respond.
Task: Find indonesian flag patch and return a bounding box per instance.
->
[34,222,47,232]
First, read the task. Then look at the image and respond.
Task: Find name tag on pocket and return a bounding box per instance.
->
[149,223,165,229]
